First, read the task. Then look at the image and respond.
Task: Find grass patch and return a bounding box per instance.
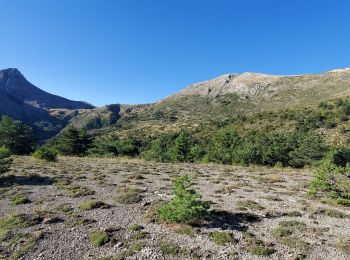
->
[159,242,180,255]
[116,186,142,204]
[131,230,147,240]
[79,200,110,211]
[209,231,236,246]
[174,225,195,237]
[129,241,145,253]
[128,172,144,180]
[9,232,43,259]
[236,200,265,211]
[0,214,43,242]
[10,194,30,205]
[128,224,144,232]
[89,230,110,247]
[271,221,309,251]
[312,207,347,218]
[243,232,275,256]
[64,184,95,197]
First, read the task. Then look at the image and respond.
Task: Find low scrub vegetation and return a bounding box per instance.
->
[116,186,142,204]
[0,146,12,174]
[32,147,58,162]
[89,230,110,247]
[158,175,210,224]
[209,231,236,246]
[309,159,350,206]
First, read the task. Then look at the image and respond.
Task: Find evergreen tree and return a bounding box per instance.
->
[55,126,93,156]
[158,175,210,224]
[207,128,240,164]
[169,131,193,162]
[0,116,35,154]
[289,132,328,168]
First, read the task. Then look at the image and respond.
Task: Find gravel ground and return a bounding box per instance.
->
[0,156,349,260]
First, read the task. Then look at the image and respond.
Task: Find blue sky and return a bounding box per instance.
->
[1,0,350,106]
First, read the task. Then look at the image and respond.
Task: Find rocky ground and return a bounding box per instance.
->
[0,156,349,260]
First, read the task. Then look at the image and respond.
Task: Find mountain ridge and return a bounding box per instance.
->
[0,68,94,110]
[1,67,350,140]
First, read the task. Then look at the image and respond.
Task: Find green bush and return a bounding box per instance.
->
[289,132,328,168]
[0,146,12,174]
[143,136,172,162]
[327,148,350,167]
[33,147,58,162]
[89,230,109,247]
[158,175,210,224]
[309,159,350,205]
[87,137,140,157]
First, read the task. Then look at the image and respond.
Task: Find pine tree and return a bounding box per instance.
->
[0,116,35,154]
[55,126,93,156]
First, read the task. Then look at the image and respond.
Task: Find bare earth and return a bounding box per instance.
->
[0,156,349,260]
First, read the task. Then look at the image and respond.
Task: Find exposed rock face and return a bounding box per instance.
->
[169,73,281,99]
[165,68,350,101]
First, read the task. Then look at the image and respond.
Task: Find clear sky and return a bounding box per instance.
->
[1,0,350,106]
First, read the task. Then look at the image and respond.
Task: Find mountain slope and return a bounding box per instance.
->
[0,68,97,139]
[0,68,94,110]
[112,68,350,138]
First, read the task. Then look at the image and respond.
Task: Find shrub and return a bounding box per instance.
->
[89,230,109,247]
[143,136,172,162]
[0,146,12,174]
[289,132,328,168]
[327,148,350,167]
[158,175,210,224]
[33,147,58,162]
[87,137,140,157]
[309,159,350,205]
